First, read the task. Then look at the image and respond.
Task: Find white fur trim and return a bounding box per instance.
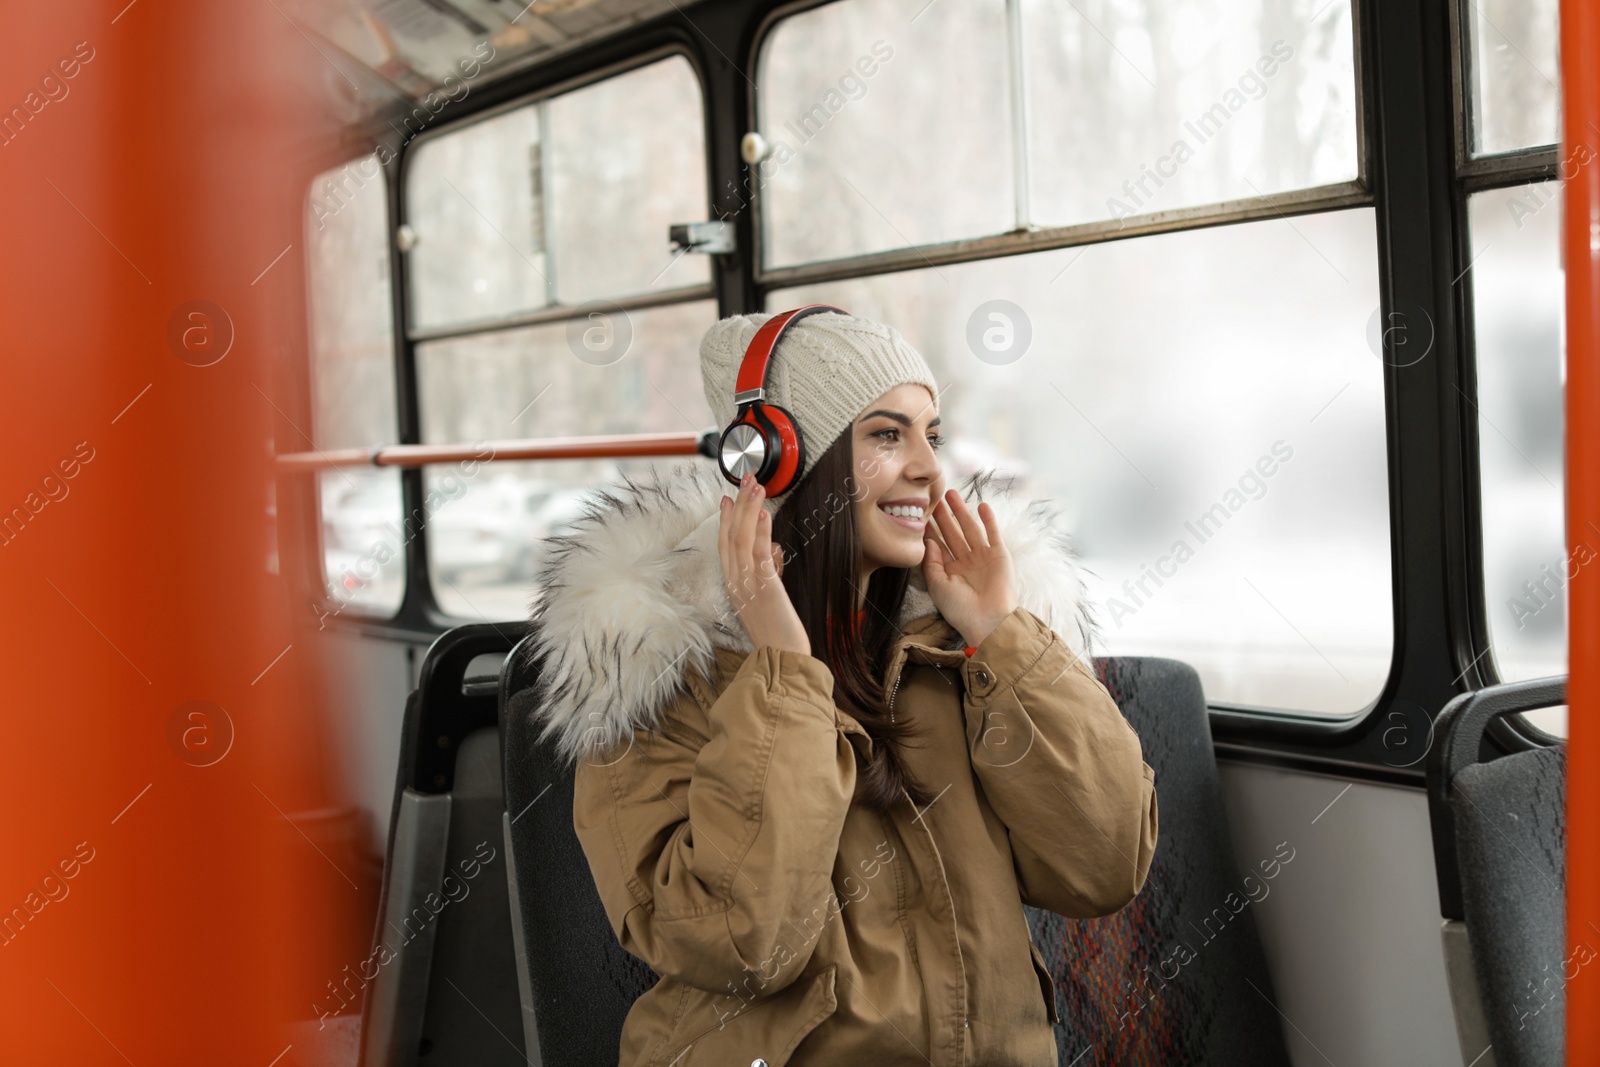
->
[522,462,1097,762]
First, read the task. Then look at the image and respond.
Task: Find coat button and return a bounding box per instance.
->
[975,670,990,687]
[752,1060,769,1067]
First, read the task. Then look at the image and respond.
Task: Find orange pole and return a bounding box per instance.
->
[0,3,360,1060]
[1566,0,1600,1059]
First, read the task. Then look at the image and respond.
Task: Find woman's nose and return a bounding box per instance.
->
[905,432,941,480]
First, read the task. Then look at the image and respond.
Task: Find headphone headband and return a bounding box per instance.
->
[732,304,848,401]
[716,304,848,495]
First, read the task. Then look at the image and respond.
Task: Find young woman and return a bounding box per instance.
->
[527,310,1158,1066]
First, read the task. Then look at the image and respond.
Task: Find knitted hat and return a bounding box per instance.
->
[699,310,940,499]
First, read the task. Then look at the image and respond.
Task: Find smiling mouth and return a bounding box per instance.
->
[877,503,928,530]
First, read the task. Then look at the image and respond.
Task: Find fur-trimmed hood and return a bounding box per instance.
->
[523,462,1097,763]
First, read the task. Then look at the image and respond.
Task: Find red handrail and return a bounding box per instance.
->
[275,430,711,471]
[1564,0,1600,1057]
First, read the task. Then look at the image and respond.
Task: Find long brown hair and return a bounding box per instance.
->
[772,429,937,811]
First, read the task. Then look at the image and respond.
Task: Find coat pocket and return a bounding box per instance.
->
[652,964,839,1067]
[1028,940,1061,1026]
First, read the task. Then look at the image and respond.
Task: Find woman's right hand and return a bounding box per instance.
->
[719,473,811,657]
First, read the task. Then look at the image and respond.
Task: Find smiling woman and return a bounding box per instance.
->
[526,308,1157,1065]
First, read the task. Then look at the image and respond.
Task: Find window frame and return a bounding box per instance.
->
[295,149,407,625]
[303,0,1562,782]
[747,0,1412,744]
[398,43,717,628]
[738,0,1553,779]
[318,34,722,637]
[1445,0,1568,748]
[1447,0,1561,180]
[748,0,1373,289]
[399,46,718,345]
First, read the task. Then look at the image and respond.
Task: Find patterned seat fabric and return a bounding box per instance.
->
[1022,658,1290,1066]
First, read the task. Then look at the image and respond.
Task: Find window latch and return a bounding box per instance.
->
[668,221,735,255]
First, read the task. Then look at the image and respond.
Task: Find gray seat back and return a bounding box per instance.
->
[361,623,530,1067]
[1426,676,1567,1067]
[1456,746,1566,1065]
[501,631,656,1067]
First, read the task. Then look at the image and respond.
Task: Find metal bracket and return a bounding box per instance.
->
[668,221,735,255]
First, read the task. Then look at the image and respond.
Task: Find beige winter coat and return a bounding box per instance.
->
[526,464,1158,1066]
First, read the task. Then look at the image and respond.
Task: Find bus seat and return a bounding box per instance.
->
[500,631,658,1066]
[1023,657,1291,1066]
[360,622,531,1067]
[501,641,1290,1066]
[1426,676,1566,1067]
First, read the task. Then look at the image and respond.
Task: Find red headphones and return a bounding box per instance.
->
[717,304,847,496]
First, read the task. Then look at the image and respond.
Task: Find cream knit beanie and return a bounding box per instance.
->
[699,310,940,498]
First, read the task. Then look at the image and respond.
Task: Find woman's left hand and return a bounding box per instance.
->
[922,488,1019,649]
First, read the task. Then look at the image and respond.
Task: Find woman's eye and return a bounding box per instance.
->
[871,427,942,449]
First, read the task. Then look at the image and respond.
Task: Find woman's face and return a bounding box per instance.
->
[851,383,945,575]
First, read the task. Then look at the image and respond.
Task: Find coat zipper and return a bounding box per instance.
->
[887,661,904,725]
[885,629,961,726]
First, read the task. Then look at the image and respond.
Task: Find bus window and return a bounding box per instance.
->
[304,153,404,616]
[1463,0,1560,156]
[405,55,709,334]
[1021,0,1357,228]
[543,57,711,304]
[1470,181,1566,735]
[406,104,549,332]
[416,301,717,619]
[755,0,1358,266]
[773,207,1390,716]
[402,54,716,620]
[756,0,1015,266]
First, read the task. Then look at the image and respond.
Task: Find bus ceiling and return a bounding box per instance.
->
[283,0,706,108]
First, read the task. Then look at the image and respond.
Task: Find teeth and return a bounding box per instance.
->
[879,505,925,520]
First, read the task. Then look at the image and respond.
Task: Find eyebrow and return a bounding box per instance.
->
[858,409,941,429]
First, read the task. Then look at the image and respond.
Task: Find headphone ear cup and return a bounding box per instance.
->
[756,403,806,497]
[718,410,769,487]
